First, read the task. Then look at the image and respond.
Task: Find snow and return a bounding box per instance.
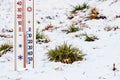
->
[0,0,120,80]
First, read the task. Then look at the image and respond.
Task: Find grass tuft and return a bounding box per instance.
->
[47,43,85,64]
[0,44,13,57]
[71,3,89,13]
[62,25,80,34]
[36,29,41,40]
[81,33,98,42]
[36,29,50,44]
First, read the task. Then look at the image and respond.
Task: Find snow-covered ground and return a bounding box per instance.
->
[0,0,120,80]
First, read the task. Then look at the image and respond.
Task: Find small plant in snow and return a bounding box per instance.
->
[42,24,54,31]
[71,3,89,13]
[0,44,13,57]
[89,8,99,19]
[36,30,50,44]
[36,29,41,40]
[47,43,85,64]
[62,25,80,34]
[89,8,106,19]
[81,33,98,42]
